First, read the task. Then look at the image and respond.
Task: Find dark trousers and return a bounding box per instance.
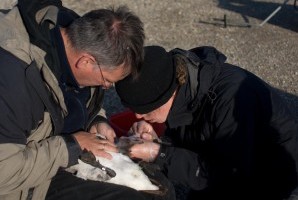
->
[46,170,175,200]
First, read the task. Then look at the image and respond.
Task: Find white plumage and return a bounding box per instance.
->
[67,151,159,191]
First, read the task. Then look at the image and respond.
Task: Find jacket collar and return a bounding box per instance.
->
[167,80,194,129]
[52,26,80,88]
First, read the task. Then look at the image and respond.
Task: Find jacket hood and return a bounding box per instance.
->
[190,46,227,66]
[186,46,226,109]
[17,0,62,50]
[0,4,68,115]
[0,7,32,64]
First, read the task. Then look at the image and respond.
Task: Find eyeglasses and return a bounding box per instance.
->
[96,62,114,89]
[98,63,108,89]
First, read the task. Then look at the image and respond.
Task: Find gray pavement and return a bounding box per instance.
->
[1,0,297,118]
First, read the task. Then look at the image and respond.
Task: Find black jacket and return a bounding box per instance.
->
[155,46,298,200]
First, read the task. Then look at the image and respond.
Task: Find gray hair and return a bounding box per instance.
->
[65,6,145,78]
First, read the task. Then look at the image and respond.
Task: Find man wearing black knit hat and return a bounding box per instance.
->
[115,45,298,200]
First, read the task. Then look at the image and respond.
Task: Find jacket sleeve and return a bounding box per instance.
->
[0,96,69,194]
[0,89,70,194]
[0,62,70,195]
[0,138,69,195]
[154,145,209,190]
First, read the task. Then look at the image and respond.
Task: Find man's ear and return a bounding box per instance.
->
[76,53,96,69]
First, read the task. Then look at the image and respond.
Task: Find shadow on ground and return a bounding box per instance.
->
[217,0,298,32]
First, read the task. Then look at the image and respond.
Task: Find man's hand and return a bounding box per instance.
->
[89,122,116,142]
[73,131,117,160]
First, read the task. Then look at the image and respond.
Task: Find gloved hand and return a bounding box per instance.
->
[116,136,144,155]
[129,140,160,162]
[123,120,163,162]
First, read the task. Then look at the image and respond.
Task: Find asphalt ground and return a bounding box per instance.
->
[1,0,297,119]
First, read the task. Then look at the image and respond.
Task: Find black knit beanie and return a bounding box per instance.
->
[115,45,177,114]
